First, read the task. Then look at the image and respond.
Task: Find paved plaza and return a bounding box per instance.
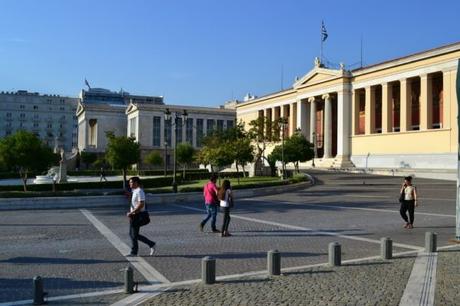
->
[0,171,458,305]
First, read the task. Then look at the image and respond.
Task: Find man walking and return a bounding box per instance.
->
[199,174,220,233]
[126,176,155,256]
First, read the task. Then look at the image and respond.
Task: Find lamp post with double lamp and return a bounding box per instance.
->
[278,117,288,180]
[311,132,316,167]
[164,108,188,193]
[164,141,168,177]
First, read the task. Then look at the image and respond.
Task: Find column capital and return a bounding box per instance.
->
[322,93,330,100]
[308,97,315,103]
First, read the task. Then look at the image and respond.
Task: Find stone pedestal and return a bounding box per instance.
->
[58,162,67,183]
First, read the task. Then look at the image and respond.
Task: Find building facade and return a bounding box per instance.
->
[0,90,79,151]
[236,42,460,171]
[126,103,236,164]
[76,88,164,153]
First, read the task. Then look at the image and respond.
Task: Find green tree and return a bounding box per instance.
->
[0,131,56,191]
[248,116,281,175]
[284,132,314,173]
[267,146,282,177]
[80,151,98,169]
[105,132,140,190]
[176,143,195,179]
[144,151,163,169]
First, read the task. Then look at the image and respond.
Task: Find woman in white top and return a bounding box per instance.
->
[218,180,233,237]
[399,176,418,229]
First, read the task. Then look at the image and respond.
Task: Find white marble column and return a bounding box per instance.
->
[296,99,308,137]
[308,97,316,143]
[289,103,296,136]
[323,94,332,158]
[192,118,197,148]
[337,90,351,158]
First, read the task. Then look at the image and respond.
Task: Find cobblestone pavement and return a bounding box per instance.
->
[0,170,457,305]
[435,246,460,306]
[142,256,416,306]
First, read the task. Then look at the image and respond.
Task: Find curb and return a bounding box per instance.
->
[0,180,313,211]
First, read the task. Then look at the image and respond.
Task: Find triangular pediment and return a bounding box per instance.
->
[125,102,138,114]
[293,66,347,89]
[76,102,85,116]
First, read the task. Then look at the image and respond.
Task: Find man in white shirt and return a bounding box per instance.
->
[126,176,155,256]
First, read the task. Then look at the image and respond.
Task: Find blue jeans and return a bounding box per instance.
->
[200,203,218,230]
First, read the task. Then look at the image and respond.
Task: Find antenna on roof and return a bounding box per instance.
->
[360,35,364,68]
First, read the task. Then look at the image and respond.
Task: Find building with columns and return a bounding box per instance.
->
[76,87,164,153]
[126,102,236,164]
[236,42,460,172]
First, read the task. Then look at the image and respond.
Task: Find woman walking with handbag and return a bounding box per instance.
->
[218,180,234,237]
[399,176,418,229]
[126,176,155,256]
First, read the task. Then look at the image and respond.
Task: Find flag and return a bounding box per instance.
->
[84,78,90,89]
[321,21,328,42]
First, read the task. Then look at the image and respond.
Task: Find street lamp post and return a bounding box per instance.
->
[278,118,288,180]
[312,132,316,167]
[164,108,188,193]
[164,141,168,177]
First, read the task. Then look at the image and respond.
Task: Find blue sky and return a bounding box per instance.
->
[0,0,459,106]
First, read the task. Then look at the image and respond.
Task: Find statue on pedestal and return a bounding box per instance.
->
[58,148,68,183]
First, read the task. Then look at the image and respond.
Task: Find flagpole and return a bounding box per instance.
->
[320,21,323,64]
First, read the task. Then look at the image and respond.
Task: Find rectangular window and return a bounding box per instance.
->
[152,116,161,147]
[196,119,204,147]
[186,118,193,145]
[217,120,224,131]
[165,119,172,146]
[227,120,234,129]
[207,119,215,134]
[129,118,137,138]
[176,118,182,144]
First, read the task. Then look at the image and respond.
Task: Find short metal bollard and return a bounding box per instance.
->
[33,276,47,305]
[124,266,137,294]
[202,256,216,284]
[381,237,393,260]
[328,242,341,266]
[267,250,281,276]
[425,232,437,253]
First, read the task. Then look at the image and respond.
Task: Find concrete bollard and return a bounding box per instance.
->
[328,242,341,266]
[380,237,393,260]
[202,256,216,284]
[267,250,281,276]
[124,266,135,294]
[425,232,437,253]
[33,276,46,305]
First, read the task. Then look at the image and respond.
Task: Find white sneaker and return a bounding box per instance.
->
[149,244,156,256]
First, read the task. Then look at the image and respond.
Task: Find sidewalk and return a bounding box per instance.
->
[139,247,459,306]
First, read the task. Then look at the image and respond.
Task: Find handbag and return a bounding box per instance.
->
[133,211,150,227]
[399,188,405,203]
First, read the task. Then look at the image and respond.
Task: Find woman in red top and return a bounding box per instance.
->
[199,174,220,233]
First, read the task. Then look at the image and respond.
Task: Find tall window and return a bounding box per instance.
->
[165,119,172,146]
[217,120,224,131]
[89,119,97,146]
[227,120,234,129]
[129,118,137,138]
[152,116,161,147]
[186,118,193,145]
[176,118,182,144]
[207,119,215,135]
[196,119,204,147]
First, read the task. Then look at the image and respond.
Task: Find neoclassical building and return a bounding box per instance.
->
[126,102,236,163]
[236,42,460,172]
